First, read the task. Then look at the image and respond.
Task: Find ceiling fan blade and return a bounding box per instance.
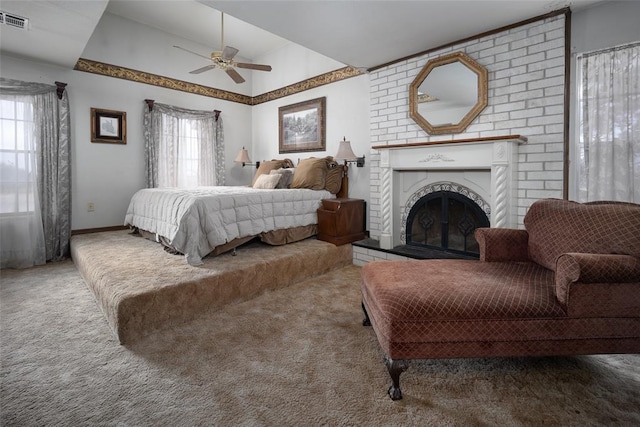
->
[189,65,216,74]
[221,46,239,61]
[226,68,245,84]
[173,45,211,61]
[235,63,272,72]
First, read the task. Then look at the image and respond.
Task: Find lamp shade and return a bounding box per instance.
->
[334,139,358,162]
[234,148,251,163]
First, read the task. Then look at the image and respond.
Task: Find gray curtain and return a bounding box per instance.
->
[0,78,71,267]
[143,102,224,188]
[214,115,225,186]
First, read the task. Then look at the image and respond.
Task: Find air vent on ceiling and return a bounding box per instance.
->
[0,11,29,30]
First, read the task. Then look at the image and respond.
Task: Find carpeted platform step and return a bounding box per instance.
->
[70,230,352,344]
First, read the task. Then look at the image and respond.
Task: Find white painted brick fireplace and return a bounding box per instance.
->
[376,136,526,249]
[354,13,567,265]
[366,14,566,240]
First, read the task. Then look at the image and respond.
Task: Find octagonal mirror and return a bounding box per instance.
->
[409,52,488,135]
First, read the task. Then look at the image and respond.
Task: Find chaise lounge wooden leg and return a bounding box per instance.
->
[362,302,371,326]
[385,356,409,400]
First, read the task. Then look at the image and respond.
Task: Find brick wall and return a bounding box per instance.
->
[353,245,411,267]
[368,15,566,240]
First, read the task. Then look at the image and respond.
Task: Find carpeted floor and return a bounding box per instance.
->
[1,260,639,426]
[70,231,352,344]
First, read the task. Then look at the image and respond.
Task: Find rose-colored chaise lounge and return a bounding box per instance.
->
[361,199,640,400]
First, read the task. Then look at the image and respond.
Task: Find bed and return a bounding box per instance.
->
[124,156,345,265]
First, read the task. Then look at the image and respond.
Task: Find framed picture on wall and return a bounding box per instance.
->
[278,97,326,153]
[91,108,127,144]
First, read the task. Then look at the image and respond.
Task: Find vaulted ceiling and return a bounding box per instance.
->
[0,0,605,72]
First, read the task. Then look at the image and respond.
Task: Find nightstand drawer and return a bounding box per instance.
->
[317,198,366,245]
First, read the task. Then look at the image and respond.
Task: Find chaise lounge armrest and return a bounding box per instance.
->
[555,253,640,316]
[475,228,529,262]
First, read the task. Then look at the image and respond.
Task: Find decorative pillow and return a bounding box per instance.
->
[270,168,294,189]
[252,173,281,189]
[324,161,343,194]
[524,198,640,271]
[290,157,329,190]
[252,159,291,186]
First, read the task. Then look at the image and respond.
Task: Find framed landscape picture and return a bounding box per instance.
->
[278,97,326,153]
[91,108,127,144]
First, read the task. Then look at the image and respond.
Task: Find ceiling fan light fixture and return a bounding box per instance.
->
[173,12,272,84]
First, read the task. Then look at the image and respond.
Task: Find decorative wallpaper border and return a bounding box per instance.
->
[74,58,362,106]
[252,66,362,105]
[74,58,252,104]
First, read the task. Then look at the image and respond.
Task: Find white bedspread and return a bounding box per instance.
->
[124,186,333,265]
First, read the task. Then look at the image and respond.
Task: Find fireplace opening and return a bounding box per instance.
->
[406,191,490,258]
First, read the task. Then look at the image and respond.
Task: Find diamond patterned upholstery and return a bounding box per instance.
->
[361,199,640,366]
[525,199,640,271]
[475,228,529,262]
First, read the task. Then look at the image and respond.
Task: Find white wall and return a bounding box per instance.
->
[251,42,347,94]
[571,1,640,54]
[0,12,254,230]
[19,4,632,236]
[0,54,252,230]
[0,11,373,231]
[251,72,371,206]
[85,13,254,96]
[250,40,371,207]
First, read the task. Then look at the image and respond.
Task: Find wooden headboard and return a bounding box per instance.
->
[336,164,349,199]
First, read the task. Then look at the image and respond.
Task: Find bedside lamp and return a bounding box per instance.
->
[334,137,365,198]
[334,137,365,167]
[234,147,260,168]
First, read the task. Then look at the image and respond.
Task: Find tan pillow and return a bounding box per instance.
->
[252,159,289,186]
[325,161,343,194]
[253,173,281,189]
[270,168,294,189]
[290,157,329,190]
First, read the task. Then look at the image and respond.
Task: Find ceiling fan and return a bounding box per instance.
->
[173,12,272,84]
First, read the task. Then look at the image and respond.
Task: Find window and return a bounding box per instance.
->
[0,96,37,214]
[0,78,71,268]
[144,102,224,189]
[575,42,640,202]
[159,116,203,188]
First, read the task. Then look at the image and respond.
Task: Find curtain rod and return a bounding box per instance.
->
[144,99,221,119]
[577,40,640,59]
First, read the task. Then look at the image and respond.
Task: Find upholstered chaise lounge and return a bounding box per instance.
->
[361,199,640,400]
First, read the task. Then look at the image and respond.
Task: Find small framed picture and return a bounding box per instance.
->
[91,108,126,144]
[279,97,326,153]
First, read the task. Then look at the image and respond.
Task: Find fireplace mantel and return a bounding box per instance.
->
[375,135,526,250]
[372,134,527,150]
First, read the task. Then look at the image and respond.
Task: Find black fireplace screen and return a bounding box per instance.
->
[406,191,490,257]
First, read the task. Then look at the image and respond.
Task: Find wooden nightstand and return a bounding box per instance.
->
[317,198,367,245]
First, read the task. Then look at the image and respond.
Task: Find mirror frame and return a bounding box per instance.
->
[409,51,488,135]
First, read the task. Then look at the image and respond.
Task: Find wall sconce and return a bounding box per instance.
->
[334,137,365,167]
[234,147,260,168]
[334,137,364,198]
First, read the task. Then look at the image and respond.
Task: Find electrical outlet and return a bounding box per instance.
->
[87,202,95,212]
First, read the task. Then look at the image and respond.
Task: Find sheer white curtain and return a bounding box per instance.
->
[0,93,45,267]
[0,78,71,269]
[143,102,224,188]
[576,42,640,202]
